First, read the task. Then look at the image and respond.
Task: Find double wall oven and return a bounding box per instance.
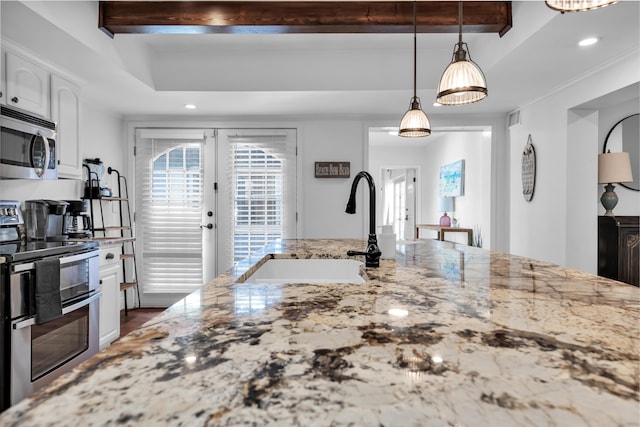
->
[1,201,100,411]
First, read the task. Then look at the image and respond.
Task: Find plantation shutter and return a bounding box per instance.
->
[135,129,206,293]
[219,129,297,270]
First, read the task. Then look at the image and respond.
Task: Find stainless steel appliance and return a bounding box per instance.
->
[63,200,92,239]
[0,106,57,180]
[24,200,69,241]
[0,200,99,412]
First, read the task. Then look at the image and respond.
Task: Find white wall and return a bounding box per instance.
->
[565,109,599,273]
[509,53,639,271]
[298,120,366,238]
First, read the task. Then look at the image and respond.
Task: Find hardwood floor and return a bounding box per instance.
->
[116,307,165,341]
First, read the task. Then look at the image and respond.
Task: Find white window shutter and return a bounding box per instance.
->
[135,132,206,293]
[221,129,297,269]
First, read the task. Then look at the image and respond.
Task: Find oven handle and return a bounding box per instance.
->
[12,291,101,330]
[12,250,99,273]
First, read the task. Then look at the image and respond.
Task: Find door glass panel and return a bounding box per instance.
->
[30,134,47,171]
[31,306,89,381]
[232,143,284,264]
[136,132,207,293]
[217,129,297,272]
[0,127,32,167]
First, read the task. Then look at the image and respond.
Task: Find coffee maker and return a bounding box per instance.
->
[24,200,69,241]
[83,158,111,198]
[63,200,92,239]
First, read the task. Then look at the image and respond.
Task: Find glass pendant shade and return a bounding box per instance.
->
[399,97,431,137]
[545,0,618,12]
[436,43,488,106]
[436,1,487,106]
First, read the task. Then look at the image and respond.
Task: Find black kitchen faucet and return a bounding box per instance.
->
[345,171,381,267]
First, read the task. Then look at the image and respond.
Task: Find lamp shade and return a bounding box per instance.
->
[438,196,454,213]
[436,44,488,106]
[399,97,431,137]
[545,0,618,12]
[598,152,633,184]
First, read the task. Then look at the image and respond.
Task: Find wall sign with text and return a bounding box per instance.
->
[315,162,350,178]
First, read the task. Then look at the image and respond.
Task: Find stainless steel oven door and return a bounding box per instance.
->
[10,250,100,319]
[10,291,100,405]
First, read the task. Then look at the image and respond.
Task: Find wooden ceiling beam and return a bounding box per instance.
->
[98,1,512,38]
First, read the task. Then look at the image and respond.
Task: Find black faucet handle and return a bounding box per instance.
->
[347,250,367,256]
[347,245,381,268]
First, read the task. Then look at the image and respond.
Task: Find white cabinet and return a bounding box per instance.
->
[51,75,83,179]
[6,51,49,118]
[2,48,84,178]
[99,245,121,349]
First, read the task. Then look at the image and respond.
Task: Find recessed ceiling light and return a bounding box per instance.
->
[579,37,599,47]
[184,104,197,109]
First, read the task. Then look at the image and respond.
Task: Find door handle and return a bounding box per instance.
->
[13,291,101,330]
[200,223,213,230]
[12,251,98,273]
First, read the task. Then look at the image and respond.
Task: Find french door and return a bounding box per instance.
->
[216,129,297,273]
[135,128,296,295]
[135,129,216,293]
[393,176,406,239]
[382,167,417,241]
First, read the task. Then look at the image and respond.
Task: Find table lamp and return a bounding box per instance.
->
[598,151,633,216]
[438,196,454,226]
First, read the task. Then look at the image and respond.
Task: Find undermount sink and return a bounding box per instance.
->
[241,259,366,284]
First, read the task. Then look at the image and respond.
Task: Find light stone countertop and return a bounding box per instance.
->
[1,238,638,426]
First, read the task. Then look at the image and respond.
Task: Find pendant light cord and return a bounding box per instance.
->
[458,1,463,45]
[413,1,417,99]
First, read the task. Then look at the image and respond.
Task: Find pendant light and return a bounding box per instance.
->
[545,0,618,13]
[436,1,487,106]
[398,1,430,138]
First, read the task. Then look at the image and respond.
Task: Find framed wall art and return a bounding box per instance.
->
[439,159,465,197]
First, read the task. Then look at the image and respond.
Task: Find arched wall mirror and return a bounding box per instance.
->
[603,113,639,191]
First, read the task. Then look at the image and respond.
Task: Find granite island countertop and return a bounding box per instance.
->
[2,239,639,426]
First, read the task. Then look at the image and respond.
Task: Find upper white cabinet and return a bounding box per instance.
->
[6,51,50,118]
[51,75,83,179]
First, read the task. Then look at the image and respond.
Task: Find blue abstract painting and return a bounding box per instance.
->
[439,159,464,197]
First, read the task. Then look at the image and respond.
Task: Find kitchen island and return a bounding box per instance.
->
[2,239,638,426]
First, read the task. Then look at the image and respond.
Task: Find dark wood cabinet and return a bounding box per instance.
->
[598,216,639,287]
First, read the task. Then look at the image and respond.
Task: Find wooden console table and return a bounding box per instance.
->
[415,224,474,246]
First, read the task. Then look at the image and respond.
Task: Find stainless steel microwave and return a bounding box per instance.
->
[0,106,57,180]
